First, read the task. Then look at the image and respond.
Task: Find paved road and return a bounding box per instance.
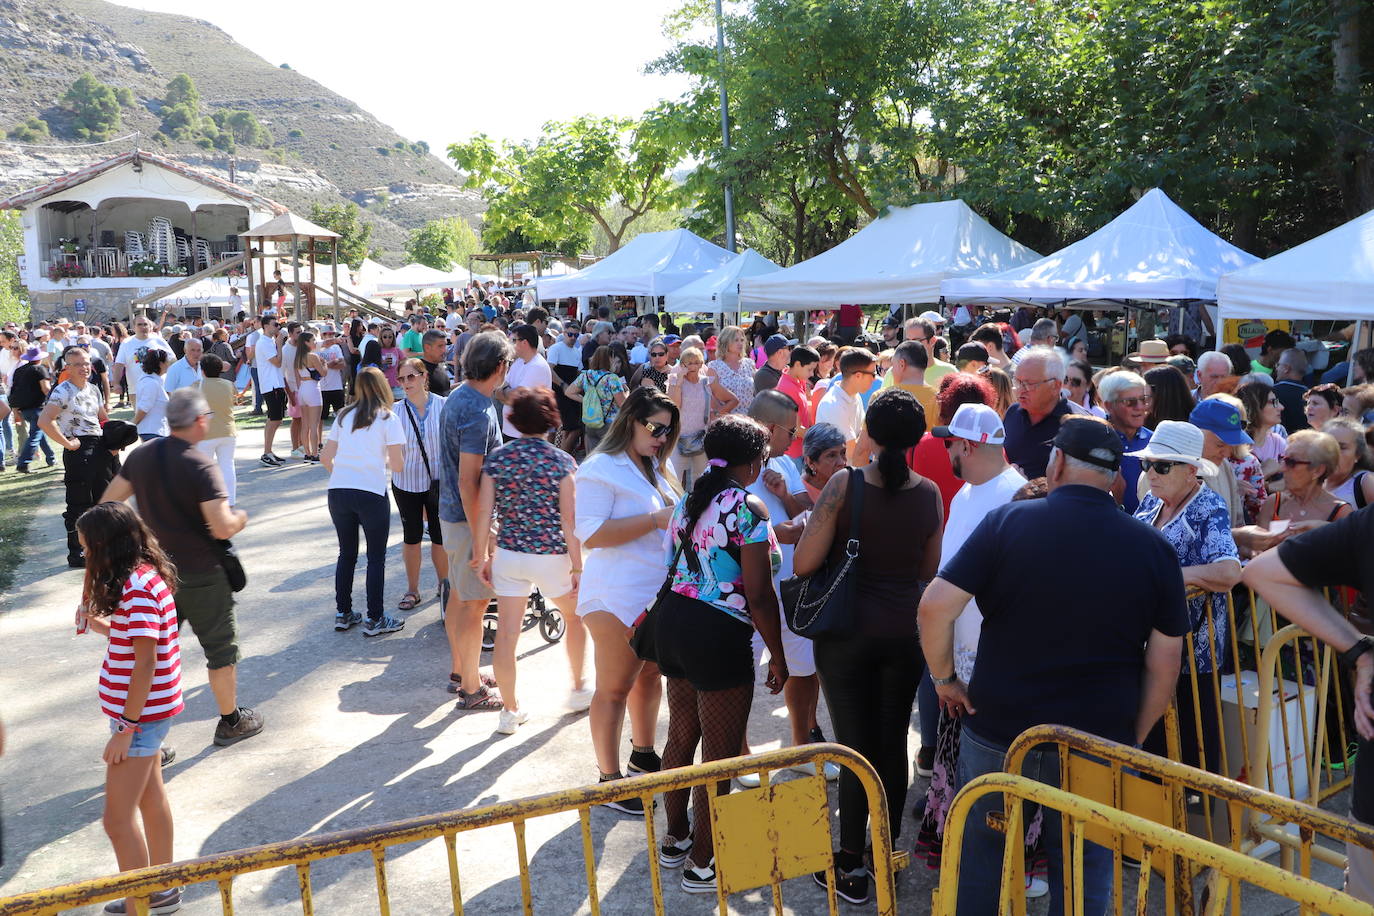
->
[0,424,940,914]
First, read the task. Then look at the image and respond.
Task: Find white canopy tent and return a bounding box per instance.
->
[373,262,473,294]
[536,229,733,300]
[663,248,781,314]
[737,199,1039,308]
[1218,207,1374,323]
[942,189,1258,303]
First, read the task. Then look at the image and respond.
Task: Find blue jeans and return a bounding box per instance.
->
[17,406,54,468]
[0,393,13,462]
[917,670,938,749]
[250,367,264,412]
[327,487,390,621]
[955,727,1111,916]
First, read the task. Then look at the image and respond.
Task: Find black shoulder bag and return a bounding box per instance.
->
[781,467,864,639]
[156,439,247,592]
[404,400,441,500]
[627,527,689,663]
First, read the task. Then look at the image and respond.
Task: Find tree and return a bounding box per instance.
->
[405,218,480,270]
[159,73,203,141]
[62,73,122,141]
[211,109,272,148]
[0,212,30,325]
[308,202,375,269]
[449,111,685,253]
[7,116,50,142]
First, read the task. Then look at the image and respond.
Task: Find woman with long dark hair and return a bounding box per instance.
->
[292,331,325,462]
[132,349,171,441]
[573,386,680,810]
[793,387,943,905]
[1144,365,1196,429]
[641,414,788,893]
[75,502,184,916]
[321,367,406,636]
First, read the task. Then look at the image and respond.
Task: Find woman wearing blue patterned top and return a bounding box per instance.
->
[471,387,583,735]
[1129,421,1242,773]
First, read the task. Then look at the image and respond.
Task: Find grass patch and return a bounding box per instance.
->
[0,455,62,594]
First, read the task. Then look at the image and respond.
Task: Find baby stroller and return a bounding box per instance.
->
[481,589,565,651]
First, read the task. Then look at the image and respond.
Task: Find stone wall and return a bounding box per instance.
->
[30,287,150,326]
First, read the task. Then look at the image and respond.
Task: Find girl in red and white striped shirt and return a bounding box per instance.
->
[77,502,184,915]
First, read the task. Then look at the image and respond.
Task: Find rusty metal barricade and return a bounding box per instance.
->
[0,744,897,916]
[1004,724,1374,900]
[931,769,1372,916]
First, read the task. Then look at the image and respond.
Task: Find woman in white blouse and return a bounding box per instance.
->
[391,358,449,612]
[574,386,681,812]
[321,367,406,637]
[133,349,171,441]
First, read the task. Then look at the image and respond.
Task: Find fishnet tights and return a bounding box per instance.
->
[661,677,753,868]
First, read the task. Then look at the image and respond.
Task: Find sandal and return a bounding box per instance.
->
[455,686,504,711]
[446,671,497,694]
[398,592,421,611]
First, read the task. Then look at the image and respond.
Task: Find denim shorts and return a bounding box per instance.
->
[108,716,173,757]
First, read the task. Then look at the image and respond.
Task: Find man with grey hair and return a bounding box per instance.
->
[582,321,614,367]
[1004,348,1070,478]
[38,344,108,566]
[1273,348,1310,432]
[1194,351,1232,402]
[439,330,513,712]
[920,414,1186,916]
[164,336,204,392]
[103,388,263,749]
[1099,370,1153,512]
[1009,317,1061,367]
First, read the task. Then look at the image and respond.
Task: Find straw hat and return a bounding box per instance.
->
[1128,339,1171,364]
[1124,420,1217,477]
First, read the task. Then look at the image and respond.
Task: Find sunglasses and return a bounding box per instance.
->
[1065,377,1086,387]
[1141,459,1184,474]
[650,350,667,357]
[1280,456,1312,469]
[642,419,672,439]
[1113,395,1154,408]
[397,373,423,381]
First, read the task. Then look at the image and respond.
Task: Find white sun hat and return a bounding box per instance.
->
[1124,420,1217,477]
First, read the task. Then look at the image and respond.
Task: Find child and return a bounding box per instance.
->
[76,502,184,915]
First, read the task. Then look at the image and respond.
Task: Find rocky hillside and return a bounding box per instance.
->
[0,0,484,260]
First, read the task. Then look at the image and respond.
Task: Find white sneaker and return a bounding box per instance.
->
[291,447,305,458]
[496,708,528,735]
[736,770,763,788]
[1025,874,1049,898]
[790,761,842,781]
[566,687,593,712]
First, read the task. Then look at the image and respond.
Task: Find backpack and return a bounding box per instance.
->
[581,371,617,429]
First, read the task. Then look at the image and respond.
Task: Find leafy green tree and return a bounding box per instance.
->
[449,111,685,253]
[164,73,200,109]
[62,73,122,141]
[7,116,50,142]
[0,213,30,325]
[158,73,205,140]
[211,109,272,148]
[309,202,375,269]
[405,218,480,270]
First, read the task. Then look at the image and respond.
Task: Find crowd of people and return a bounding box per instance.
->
[5,289,1374,913]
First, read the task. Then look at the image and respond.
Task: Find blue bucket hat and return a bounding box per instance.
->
[1190,398,1253,446]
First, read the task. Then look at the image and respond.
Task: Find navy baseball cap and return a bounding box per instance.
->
[1053,416,1123,471]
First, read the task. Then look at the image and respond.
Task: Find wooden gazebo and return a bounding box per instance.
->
[240,213,341,320]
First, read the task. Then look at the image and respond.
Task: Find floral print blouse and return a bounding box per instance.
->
[707,358,753,414]
[1228,453,1267,525]
[665,487,781,624]
[483,437,578,554]
[1134,485,1240,674]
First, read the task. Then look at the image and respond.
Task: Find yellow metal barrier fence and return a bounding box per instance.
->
[1004,724,1374,908]
[931,771,1370,916]
[0,744,897,916]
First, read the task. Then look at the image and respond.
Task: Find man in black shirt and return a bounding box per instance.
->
[420,329,453,396]
[920,416,1187,915]
[10,348,55,472]
[1003,349,1072,478]
[1244,510,1374,903]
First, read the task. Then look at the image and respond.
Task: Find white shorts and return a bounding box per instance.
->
[751,602,817,678]
[492,548,574,599]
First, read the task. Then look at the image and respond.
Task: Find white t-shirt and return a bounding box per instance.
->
[281,342,298,390]
[629,342,649,366]
[815,383,864,445]
[115,335,173,390]
[744,455,805,580]
[444,312,463,331]
[945,464,1027,681]
[546,339,583,369]
[320,343,345,391]
[502,352,554,438]
[326,409,405,496]
[134,374,170,437]
[255,334,283,390]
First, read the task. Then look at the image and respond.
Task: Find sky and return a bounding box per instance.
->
[120,0,696,159]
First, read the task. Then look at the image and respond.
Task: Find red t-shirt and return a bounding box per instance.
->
[775,372,814,459]
[907,433,962,519]
[838,304,862,329]
[99,565,184,723]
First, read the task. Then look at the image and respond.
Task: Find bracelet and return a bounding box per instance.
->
[931,674,958,687]
[121,713,141,725]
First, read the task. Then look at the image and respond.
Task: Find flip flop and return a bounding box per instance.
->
[398,592,421,611]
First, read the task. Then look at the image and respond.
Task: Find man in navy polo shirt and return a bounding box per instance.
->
[1003,349,1072,478]
[919,416,1187,916]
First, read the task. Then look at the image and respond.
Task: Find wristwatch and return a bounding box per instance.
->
[932,674,958,687]
[1338,635,1374,668]
[113,716,142,735]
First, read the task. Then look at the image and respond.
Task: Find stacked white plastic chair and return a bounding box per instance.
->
[147,217,176,270]
[124,231,147,262]
[194,239,213,273]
